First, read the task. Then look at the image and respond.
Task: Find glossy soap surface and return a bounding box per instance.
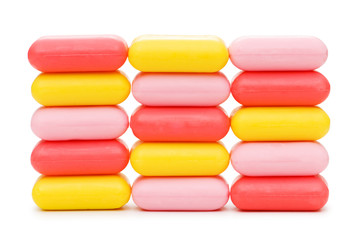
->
[231,142,329,176]
[31,71,130,106]
[231,71,330,106]
[130,142,229,176]
[231,175,329,211]
[31,140,129,175]
[132,72,230,106]
[28,35,128,72]
[129,35,229,72]
[130,106,230,141]
[31,106,129,141]
[229,36,328,71]
[231,107,330,141]
[32,174,131,210]
[132,176,229,211]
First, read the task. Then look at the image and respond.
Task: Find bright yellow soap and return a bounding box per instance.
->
[128,35,229,72]
[32,174,131,210]
[231,107,330,141]
[130,142,229,176]
[31,71,130,106]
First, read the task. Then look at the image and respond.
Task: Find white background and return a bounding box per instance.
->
[0,0,359,239]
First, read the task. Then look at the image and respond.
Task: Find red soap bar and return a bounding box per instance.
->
[231,71,330,106]
[130,106,230,141]
[31,140,129,175]
[231,175,329,211]
[28,35,128,72]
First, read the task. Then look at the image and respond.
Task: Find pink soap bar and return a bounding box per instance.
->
[132,72,230,106]
[229,36,328,71]
[231,71,330,106]
[31,106,129,141]
[31,140,129,175]
[28,35,128,72]
[132,176,229,211]
[231,142,329,176]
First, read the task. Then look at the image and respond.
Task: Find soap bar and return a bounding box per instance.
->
[28,35,128,72]
[31,71,130,106]
[130,106,230,141]
[230,175,329,211]
[132,72,230,106]
[132,176,229,211]
[231,71,330,106]
[130,142,229,176]
[32,174,131,210]
[229,36,328,71]
[231,107,330,141]
[31,106,129,141]
[231,142,328,176]
[31,140,129,175]
[128,35,228,72]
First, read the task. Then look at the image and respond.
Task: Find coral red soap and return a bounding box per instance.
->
[231,71,330,106]
[28,35,128,72]
[31,140,129,176]
[130,106,230,141]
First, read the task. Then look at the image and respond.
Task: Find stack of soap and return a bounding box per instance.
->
[128,35,230,211]
[28,35,131,210]
[228,36,330,211]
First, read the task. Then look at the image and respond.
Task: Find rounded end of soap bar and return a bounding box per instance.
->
[32,174,131,210]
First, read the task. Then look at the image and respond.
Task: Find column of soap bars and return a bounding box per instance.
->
[128,35,231,211]
[228,36,330,211]
[29,35,132,210]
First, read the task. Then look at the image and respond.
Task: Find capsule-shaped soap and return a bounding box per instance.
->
[28,35,128,72]
[31,140,129,175]
[231,175,329,211]
[231,107,330,141]
[129,35,228,72]
[31,71,130,106]
[32,174,131,210]
[231,142,329,176]
[231,71,330,106]
[130,106,230,141]
[31,106,129,141]
[132,176,229,211]
[229,36,328,71]
[132,72,230,106]
[130,142,229,176]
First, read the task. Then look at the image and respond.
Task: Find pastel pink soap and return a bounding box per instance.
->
[31,106,129,141]
[132,176,229,211]
[231,142,329,176]
[229,36,328,71]
[132,72,230,106]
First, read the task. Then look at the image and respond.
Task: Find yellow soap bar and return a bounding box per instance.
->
[31,71,130,106]
[32,174,131,210]
[231,107,330,141]
[130,142,229,176]
[128,35,229,72]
